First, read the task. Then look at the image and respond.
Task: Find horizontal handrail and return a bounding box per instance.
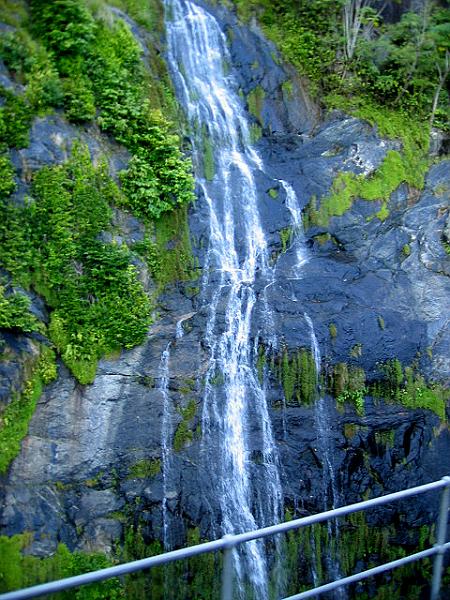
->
[1,477,449,600]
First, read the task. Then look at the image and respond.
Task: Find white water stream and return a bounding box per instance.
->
[164,0,340,596]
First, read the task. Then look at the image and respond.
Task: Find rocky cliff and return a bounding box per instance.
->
[0,0,449,597]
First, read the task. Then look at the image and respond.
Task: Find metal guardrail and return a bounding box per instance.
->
[1,476,449,600]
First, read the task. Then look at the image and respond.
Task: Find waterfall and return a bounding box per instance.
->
[165,0,282,597]
[159,343,174,550]
[304,314,345,597]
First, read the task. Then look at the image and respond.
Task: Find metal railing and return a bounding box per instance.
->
[1,476,449,600]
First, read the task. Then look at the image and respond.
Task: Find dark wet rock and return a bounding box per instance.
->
[1,0,449,562]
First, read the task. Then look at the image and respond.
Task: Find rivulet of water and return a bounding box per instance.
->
[159,343,173,550]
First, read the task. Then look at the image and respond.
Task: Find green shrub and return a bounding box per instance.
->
[0,286,39,333]
[0,154,16,197]
[0,88,33,149]
[0,535,122,598]
[62,75,96,122]
[1,143,152,384]
[30,0,96,71]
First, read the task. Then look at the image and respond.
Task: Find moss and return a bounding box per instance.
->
[303,103,430,229]
[282,79,293,99]
[247,85,265,123]
[329,323,337,339]
[249,122,262,143]
[374,429,395,448]
[276,347,317,406]
[377,316,385,330]
[0,346,56,474]
[256,344,266,384]
[201,125,215,181]
[173,399,197,452]
[153,205,198,289]
[128,458,161,479]
[402,243,411,258]
[268,187,278,199]
[279,227,293,253]
[173,420,193,452]
[350,343,362,358]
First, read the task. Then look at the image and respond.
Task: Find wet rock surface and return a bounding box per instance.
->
[1,1,449,561]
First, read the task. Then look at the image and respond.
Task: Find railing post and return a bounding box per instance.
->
[430,476,450,600]
[221,534,236,600]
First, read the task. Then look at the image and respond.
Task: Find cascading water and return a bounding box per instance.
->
[159,343,174,550]
[165,0,283,596]
[304,314,345,597]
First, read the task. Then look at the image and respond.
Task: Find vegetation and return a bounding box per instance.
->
[174,399,197,452]
[0,0,197,385]
[230,0,448,227]
[0,286,40,334]
[128,458,161,479]
[232,0,449,130]
[0,346,57,474]
[0,534,122,598]
[1,143,153,384]
[328,358,447,420]
[269,347,317,406]
[283,508,436,598]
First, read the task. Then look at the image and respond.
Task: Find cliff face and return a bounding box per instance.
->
[0,0,449,591]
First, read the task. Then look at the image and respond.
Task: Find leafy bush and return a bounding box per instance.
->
[0,535,123,598]
[0,154,16,197]
[0,31,63,112]
[62,75,96,122]
[0,286,39,333]
[0,88,33,149]
[30,0,96,72]
[0,143,152,384]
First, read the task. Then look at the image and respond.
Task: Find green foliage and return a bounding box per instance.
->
[0,534,122,598]
[0,30,63,113]
[21,0,194,220]
[236,1,449,131]
[247,85,265,123]
[30,0,96,71]
[304,141,428,229]
[201,126,215,181]
[0,143,152,384]
[0,286,39,333]
[279,227,293,253]
[376,361,447,421]
[0,154,16,198]
[329,323,337,339]
[276,347,317,406]
[402,243,411,257]
[128,458,161,479]
[174,399,197,452]
[0,87,33,149]
[62,74,96,122]
[0,347,56,474]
